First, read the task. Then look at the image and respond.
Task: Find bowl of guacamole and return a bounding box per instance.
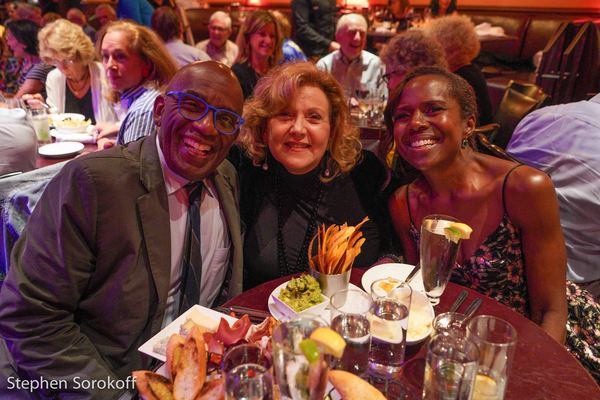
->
[273,274,329,316]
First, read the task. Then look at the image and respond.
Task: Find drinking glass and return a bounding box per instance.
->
[354,83,371,124]
[420,214,461,305]
[432,312,468,336]
[28,108,51,145]
[368,279,412,376]
[330,289,371,375]
[467,316,518,400]
[222,343,272,400]
[271,318,328,400]
[423,333,479,400]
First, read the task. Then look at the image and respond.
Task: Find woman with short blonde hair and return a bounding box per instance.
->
[36,19,117,125]
[238,62,398,289]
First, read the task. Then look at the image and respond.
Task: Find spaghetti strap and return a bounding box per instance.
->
[405,183,415,227]
[501,164,525,216]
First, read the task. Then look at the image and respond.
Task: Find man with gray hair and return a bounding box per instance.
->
[196,11,239,66]
[316,13,386,99]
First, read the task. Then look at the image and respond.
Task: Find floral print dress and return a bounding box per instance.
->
[407,173,600,383]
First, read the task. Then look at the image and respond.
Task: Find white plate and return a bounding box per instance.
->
[138,305,237,362]
[268,281,362,322]
[406,290,435,344]
[52,113,85,121]
[51,129,95,143]
[38,142,84,158]
[361,263,425,294]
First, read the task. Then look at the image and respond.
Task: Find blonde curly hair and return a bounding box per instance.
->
[238,62,362,182]
[39,19,96,66]
[423,14,480,69]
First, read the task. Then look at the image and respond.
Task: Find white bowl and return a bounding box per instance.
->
[51,113,90,133]
[407,290,435,345]
[270,281,330,320]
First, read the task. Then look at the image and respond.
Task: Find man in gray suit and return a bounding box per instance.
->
[0,61,244,399]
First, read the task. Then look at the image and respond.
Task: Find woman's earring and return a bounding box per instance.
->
[461,138,469,149]
[262,156,269,171]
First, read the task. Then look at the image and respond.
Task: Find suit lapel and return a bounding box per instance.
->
[137,135,171,321]
[213,166,243,298]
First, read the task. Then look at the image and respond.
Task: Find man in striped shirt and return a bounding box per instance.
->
[96,20,178,147]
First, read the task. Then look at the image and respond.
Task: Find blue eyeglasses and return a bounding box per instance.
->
[166,91,245,135]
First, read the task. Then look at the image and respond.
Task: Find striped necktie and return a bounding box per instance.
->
[179,182,203,314]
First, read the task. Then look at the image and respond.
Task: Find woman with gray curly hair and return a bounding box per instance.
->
[237,61,398,289]
[37,19,118,125]
[423,14,493,125]
[380,29,448,91]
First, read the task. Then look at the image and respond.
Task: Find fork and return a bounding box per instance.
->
[449,290,468,312]
[463,298,483,320]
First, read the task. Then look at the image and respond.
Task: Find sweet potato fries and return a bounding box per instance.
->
[308,217,369,275]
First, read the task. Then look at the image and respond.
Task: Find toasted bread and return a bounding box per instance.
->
[328,370,386,400]
[166,334,186,380]
[173,326,207,400]
[132,371,174,400]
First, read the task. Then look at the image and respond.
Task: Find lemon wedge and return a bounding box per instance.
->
[309,327,346,359]
[443,222,473,243]
[472,374,499,400]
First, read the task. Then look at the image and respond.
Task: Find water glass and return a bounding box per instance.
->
[423,333,479,400]
[467,316,517,400]
[222,343,272,400]
[420,214,461,305]
[368,280,412,376]
[330,289,371,375]
[271,318,328,400]
[28,108,51,145]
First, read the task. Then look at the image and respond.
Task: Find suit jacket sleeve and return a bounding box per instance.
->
[0,161,125,399]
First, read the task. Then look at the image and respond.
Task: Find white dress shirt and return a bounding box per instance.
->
[156,136,231,327]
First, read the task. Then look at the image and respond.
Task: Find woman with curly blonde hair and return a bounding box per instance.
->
[237,61,398,289]
[423,14,493,125]
[35,19,118,125]
[232,10,283,98]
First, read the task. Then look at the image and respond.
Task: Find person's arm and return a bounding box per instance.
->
[0,162,126,398]
[506,166,568,343]
[291,0,333,51]
[15,78,45,99]
[388,185,419,265]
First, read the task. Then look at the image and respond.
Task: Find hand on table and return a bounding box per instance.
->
[97,137,116,150]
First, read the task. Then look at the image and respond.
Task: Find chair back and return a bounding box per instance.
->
[492,84,547,149]
[474,131,522,163]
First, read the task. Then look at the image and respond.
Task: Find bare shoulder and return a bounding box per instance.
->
[504,164,555,200]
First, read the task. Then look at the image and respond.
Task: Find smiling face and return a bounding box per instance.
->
[336,17,367,60]
[266,85,331,175]
[208,16,231,48]
[249,22,276,61]
[392,74,474,172]
[155,61,244,182]
[101,30,150,93]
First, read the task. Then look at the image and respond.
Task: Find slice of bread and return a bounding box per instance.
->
[328,370,386,400]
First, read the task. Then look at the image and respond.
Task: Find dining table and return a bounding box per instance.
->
[223,268,600,399]
[35,142,97,169]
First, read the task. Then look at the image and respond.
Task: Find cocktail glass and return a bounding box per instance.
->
[271,318,329,400]
[420,214,461,305]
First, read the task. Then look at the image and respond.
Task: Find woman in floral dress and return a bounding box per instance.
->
[386,66,600,382]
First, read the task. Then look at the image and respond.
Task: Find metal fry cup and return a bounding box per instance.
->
[310,269,351,297]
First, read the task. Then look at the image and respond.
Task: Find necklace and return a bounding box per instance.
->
[67,76,90,98]
[276,170,324,276]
